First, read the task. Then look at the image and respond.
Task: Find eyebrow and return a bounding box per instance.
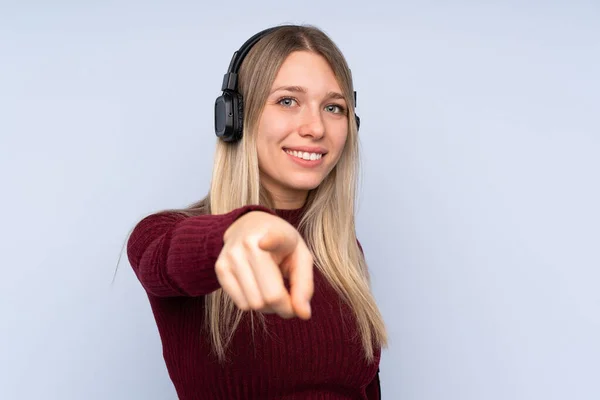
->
[270,85,346,101]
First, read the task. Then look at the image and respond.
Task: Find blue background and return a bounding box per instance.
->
[1,1,598,399]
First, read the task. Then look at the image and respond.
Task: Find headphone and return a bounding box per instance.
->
[214,26,361,142]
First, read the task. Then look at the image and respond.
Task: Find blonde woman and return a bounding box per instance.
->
[127,24,387,399]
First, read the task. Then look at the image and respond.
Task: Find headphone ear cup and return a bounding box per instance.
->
[214,92,233,141]
[214,91,245,142]
[355,114,361,131]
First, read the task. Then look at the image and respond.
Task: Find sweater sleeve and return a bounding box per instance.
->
[365,369,381,399]
[126,205,275,297]
[358,238,382,399]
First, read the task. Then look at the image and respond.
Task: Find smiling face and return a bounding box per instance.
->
[256,51,349,209]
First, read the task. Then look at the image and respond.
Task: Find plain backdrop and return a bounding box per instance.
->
[1,1,599,399]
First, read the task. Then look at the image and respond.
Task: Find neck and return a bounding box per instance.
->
[268,190,309,210]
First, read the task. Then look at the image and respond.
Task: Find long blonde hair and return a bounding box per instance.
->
[170,24,387,363]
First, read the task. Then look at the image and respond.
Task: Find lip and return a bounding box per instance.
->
[282,146,328,154]
[283,149,325,168]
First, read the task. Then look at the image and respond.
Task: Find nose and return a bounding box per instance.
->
[297,107,325,139]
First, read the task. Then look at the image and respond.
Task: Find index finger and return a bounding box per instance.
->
[286,242,314,320]
[249,246,295,319]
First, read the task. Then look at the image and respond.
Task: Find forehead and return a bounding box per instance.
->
[272,51,341,90]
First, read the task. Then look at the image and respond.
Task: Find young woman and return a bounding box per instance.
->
[127,24,388,399]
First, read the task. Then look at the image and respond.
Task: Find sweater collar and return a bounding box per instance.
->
[274,203,307,226]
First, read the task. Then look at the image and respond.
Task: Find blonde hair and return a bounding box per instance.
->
[169,24,387,362]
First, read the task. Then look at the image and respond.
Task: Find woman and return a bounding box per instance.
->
[127,24,387,399]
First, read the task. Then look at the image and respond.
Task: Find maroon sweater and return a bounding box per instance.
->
[127,204,381,399]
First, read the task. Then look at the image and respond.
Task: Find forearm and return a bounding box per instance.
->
[127,205,274,297]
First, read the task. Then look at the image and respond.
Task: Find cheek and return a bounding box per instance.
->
[258,109,291,139]
[256,116,288,168]
[331,127,349,154]
[328,134,349,167]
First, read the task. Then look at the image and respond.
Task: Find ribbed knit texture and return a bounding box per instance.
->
[127,204,381,400]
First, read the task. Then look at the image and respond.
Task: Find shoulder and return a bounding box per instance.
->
[134,211,188,231]
[128,211,189,246]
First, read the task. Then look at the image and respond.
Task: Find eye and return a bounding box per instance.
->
[325,104,346,114]
[277,97,298,107]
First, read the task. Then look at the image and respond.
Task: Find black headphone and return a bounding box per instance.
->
[214,26,361,143]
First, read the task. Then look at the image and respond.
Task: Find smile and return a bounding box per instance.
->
[284,149,324,160]
[283,149,326,168]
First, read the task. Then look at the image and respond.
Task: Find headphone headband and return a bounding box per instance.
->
[221,27,281,92]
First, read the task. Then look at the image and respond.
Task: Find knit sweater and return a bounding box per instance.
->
[127,204,382,400]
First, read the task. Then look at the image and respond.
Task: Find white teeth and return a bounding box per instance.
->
[285,150,323,160]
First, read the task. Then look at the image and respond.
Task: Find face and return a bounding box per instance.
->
[256,51,349,209]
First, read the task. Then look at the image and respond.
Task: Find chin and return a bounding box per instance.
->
[286,177,324,191]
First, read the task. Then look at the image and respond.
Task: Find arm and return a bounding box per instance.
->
[358,239,382,399]
[126,205,274,297]
[365,368,381,399]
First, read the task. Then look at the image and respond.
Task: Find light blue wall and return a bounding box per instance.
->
[1,1,598,399]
